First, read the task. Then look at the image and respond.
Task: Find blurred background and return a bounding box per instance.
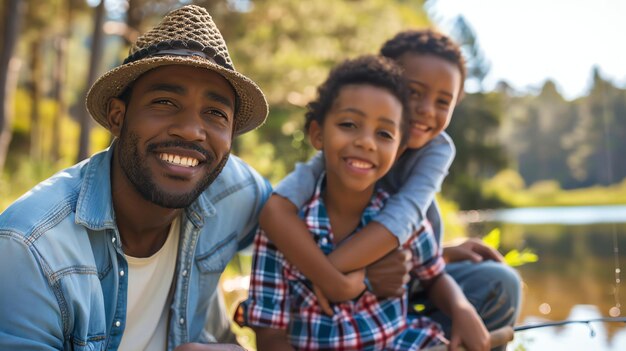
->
[0,0,625,350]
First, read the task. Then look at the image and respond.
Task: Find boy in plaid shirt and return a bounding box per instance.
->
[236,56,457,350]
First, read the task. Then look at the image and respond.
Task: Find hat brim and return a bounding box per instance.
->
[86,55,268,135]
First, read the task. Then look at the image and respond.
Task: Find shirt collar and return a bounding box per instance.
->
[74,145,118,231]
[301,172,389,247]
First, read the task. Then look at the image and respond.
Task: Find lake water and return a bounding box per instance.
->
[464,205,626,351]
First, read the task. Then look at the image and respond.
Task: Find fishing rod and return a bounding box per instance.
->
[514,316,626,332]
[423,317,626,351]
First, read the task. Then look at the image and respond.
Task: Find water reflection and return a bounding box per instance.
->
[467,215,626,350]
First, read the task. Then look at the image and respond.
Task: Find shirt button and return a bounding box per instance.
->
[115,320,121,327]
[320,237,328,245]
[182,269,188,277]
[112,237,116,243]
[119,270,125,277]
[179,318,185,325]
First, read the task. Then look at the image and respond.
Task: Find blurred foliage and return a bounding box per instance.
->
[484,169,626,207]
[2,0,626,213]
[500,70,626,191]
[222,0,431,184]
[483,228,538,267]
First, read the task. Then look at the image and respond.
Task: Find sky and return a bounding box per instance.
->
[426,0,626,100]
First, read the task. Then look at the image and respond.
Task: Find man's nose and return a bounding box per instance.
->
[168,110,206,141]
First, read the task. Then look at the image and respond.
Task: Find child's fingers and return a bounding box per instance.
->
[313,285,333,316]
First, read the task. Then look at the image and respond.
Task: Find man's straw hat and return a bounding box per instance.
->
[86,5,268,135]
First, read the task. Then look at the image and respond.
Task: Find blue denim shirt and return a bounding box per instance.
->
[0,146,271,351]
[275,132,455,244]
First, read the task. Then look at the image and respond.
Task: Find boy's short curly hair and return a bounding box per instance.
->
[305,55,411,146]
[380,29,466,96]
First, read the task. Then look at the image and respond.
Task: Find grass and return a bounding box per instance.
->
[483,171,626,208]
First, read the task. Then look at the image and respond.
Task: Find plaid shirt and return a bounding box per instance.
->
[236,175,445,350]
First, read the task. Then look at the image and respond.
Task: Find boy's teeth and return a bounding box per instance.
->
[412,122,429,131]
[159,153,199,167]
[348,159,373,169]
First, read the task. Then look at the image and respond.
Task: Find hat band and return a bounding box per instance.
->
[123,40,234,71]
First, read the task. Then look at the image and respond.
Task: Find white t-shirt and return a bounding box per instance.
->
[118,216,181,351]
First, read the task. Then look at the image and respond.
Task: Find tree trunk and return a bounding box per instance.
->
[76,0,105,162]
[0,0,24,172]
[51,1,73,163]
[29,37,43,162]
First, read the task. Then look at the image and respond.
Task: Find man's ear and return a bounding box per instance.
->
[107,98,126,138]
[308,120,324,151]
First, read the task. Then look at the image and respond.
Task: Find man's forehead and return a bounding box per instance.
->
[133,65,236,101]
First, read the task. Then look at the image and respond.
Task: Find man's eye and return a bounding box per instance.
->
[154,99,175,106]
[208,109,228,118]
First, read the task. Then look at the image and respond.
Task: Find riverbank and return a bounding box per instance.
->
[484,176,626,208]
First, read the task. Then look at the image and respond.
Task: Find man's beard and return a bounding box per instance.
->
[117,126,229,209]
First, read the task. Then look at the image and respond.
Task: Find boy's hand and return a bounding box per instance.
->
[365,249,412,297]
[313,284,332,316]
[443,238,504,263]
[314,268,366,316]
[449,304,490,351]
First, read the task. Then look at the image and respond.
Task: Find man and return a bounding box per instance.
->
[0,5,269,351]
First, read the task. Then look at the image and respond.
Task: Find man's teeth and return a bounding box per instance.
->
[348,159,373,169]
[159,153,199,167]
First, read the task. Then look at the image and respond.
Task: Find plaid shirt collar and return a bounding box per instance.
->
[300,172,389,255]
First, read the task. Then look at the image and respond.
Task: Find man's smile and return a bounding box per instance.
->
[159,153,200,167]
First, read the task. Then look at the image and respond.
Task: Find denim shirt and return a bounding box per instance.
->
[0,146,271,351]
[274,132,455,244]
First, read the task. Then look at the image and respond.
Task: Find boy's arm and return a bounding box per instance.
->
[443,237,504,263]
[254,328,295,351]
[261,151,366,301]
[425,274,490,351]
[411,221,489,351]
[325,134,455,272]
[373,133,455,244]
[259,195,365,301]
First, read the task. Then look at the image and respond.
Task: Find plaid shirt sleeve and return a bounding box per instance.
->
[405,221,446,282]
[235,229,291,330]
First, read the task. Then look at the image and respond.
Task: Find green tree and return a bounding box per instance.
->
[76,0,106,162]
[451,15,490,91]
[220,0,431,182]
[444,91,508,209]
[438,14,509,209]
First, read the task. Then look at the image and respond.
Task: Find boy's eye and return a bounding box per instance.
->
[377,130,395,140]
[437,99,451,108]
[338,121,356,129]
[410,89,422,98]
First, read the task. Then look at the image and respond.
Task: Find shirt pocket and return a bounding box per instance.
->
[195,231,239,274]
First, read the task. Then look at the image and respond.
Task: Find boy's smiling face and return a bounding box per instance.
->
[398,53,462,149]
[309,84,403,193]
